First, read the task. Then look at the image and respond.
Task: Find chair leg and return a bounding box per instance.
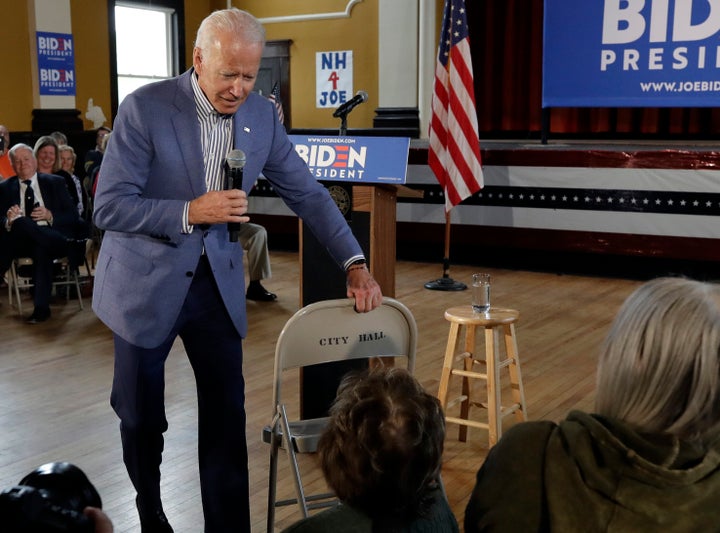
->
[54,260,84,310]
[7,267,12,306]
[65,265,71,303]
[9,262,24,316]
[71,268,84,310]
[267,410,281,533]
[279,404,310,518]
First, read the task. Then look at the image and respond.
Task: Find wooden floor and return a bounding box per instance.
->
[0,251,646,532]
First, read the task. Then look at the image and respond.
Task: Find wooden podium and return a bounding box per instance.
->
[298,183,399,418]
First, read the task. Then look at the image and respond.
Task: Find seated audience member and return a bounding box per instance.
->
[282,367,459,533]
[0,124,13,179]
[87,131,112,199]
[34,137,89,240]
[465,276,720,533]
[50,130,69,147]
[58,144,87,217]
[84,126,111,179]
[33,135,61,175]
[239,222,276,301]
[0,144,82,323]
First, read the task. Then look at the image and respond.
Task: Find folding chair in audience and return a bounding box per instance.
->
[7,239,89,316]
[262,297,418,532]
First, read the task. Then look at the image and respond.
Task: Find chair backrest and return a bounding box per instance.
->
[272,297,417,407]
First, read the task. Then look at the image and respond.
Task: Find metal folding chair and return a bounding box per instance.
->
[262,297,417,532]
[7,240,89,316]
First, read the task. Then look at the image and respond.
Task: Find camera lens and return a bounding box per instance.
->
[0,462,102,532]
[19,462,102,512]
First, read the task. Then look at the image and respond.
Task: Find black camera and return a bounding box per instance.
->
[0,135,5,151]
[0,462,102,532]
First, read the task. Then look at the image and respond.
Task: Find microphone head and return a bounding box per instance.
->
[227,149,246,170]
[357,90,368,102]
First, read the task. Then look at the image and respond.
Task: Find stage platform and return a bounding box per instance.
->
[249,138,720,270]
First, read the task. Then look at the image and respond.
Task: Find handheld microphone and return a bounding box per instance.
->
[332,90,368,118]
[226,149,246,242]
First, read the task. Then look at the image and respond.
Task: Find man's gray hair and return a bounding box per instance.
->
[9,143,34,164]
[195,8,265,51]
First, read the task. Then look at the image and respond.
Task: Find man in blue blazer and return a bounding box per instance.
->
[92,8,382,533]
[0,143,81,323]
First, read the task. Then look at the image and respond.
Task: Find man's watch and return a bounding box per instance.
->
[346,258,367,271]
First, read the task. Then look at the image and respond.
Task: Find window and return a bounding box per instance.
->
[114,3,175,105]
[108,0,184,116]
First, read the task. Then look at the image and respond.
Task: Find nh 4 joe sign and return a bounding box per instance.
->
[316,51,354,108]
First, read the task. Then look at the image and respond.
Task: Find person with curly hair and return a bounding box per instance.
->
[283,366,459,532]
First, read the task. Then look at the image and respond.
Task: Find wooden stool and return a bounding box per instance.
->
[437,306,527,446]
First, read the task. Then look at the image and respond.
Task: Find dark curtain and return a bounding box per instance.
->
[466,0,720,140]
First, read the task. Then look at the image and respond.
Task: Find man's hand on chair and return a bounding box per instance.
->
[346,267,382,312]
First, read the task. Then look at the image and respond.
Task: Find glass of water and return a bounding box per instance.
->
[471,273,491,313]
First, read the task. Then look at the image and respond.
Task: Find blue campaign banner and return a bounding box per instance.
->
[289,135,409,184]
[36,31,76,96]
[543,0,720,107]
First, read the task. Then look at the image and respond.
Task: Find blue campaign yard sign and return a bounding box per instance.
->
[543,0,720,107]
[36,31,76,96]
[289,135,409,184]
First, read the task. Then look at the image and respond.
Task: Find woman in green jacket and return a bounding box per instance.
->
[466,277,720,532]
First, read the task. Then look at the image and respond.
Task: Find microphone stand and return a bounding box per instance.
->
[337,112,349,136]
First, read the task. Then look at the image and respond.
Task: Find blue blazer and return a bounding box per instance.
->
[92,70,362,348]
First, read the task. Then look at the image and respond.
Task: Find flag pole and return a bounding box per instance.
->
[425,0,481,291]
[424,211,466,291]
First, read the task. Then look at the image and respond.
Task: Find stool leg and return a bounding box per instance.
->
[485,326,501,446]
[437,321,461,410]
[505,323,528,422]
[458,324,476,442]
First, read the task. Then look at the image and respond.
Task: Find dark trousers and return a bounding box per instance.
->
[0,217,69,310]
[111,256,250,533]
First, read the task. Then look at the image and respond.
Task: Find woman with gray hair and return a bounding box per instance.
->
[465,277,720,532]
[58,144,86,217]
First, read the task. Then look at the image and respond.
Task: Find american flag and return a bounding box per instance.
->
[268,82,285,125]
[428,0,483,212]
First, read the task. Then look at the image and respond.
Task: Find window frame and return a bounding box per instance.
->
[107,0,185,119]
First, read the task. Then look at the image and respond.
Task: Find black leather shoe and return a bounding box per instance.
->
[26,307,51,324]
[137,496,173,533]
[246,280,277,301]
